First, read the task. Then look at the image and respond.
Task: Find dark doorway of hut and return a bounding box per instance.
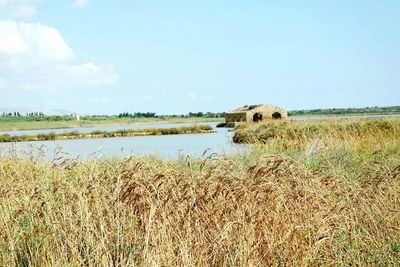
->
[272,112,282,119]
[253,113,263,123]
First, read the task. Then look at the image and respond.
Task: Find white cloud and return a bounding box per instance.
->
[0,20,118,90]
[0,20,73,60]
[0,0,37,20]
[72,0,89,9]
[11,4,35,19]
[59,62,119,86]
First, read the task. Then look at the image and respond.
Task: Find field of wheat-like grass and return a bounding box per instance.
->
[0,118,399,266]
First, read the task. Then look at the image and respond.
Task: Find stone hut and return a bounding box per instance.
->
[225,104,287,126]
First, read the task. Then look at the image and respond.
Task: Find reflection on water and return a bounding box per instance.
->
[1,114,399,160]
[0,122,246,160]
[1,121,217,136]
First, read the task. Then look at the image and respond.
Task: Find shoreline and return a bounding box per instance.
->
[0,125,215,143]
[0,117,223,132]
[288,112,400,118]
[2,113,400,132]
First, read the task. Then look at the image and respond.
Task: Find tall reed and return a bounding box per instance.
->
[0,118,399,266]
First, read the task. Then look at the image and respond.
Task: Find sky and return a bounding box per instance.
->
[0,0,399,115]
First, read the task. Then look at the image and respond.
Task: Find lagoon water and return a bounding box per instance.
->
[1,114,399,160]
[2,121,214,136]
[0,122,246,160]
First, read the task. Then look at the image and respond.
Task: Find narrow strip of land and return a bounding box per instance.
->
[0,117,223,131]
[0,125,214,143]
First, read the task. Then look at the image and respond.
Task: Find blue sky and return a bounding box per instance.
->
[0,0,399,114]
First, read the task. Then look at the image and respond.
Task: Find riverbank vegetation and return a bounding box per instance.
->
[0,125,214,143]
[0,118,399,265]
[233,117,400,144]
[0,116,223,131]
[1,106,399,131]
[289,105,400,116]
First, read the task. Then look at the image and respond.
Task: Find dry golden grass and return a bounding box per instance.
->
[233,117,400,144]
[0,118,399,266]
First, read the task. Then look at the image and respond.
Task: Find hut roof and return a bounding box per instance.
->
[227,104,283,114]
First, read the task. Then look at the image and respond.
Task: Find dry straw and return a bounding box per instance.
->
[0,118,399,266]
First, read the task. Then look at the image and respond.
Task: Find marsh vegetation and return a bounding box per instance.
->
[0,125,214,143]
[0,118,399,265]
[0,113,223,131]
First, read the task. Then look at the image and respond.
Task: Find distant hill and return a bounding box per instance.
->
[0,108,74,116]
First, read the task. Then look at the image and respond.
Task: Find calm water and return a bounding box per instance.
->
[2,121,217,136]
[0,114,399,160]
[0,122,246,160]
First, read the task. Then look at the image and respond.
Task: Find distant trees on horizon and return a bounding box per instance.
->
[1,105,398,120]
[1,112,21,117]
[1,112,45,117]
[118,112,157,118]
[117,111,226,118]
[289,106,400,116]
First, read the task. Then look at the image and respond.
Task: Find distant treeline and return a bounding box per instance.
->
[118,112,157,118]
[1,112,45,117]
[0,111,225,122]
[164,112,226,118]
[288,106,400,116]
[2,105,398,121]
[0,113,74,122]
[117,112,225,119]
